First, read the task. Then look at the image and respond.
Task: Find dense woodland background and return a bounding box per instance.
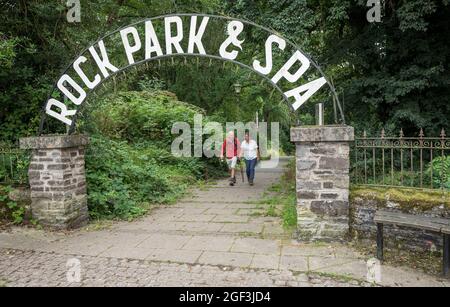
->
[1,0,449,141]
[0,0,449,221]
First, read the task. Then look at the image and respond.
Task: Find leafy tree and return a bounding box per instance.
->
[224,0,450,136]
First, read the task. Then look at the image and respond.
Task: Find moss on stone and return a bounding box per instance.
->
[350,185,450,211]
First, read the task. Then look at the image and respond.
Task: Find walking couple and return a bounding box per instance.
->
[220,131,260,186]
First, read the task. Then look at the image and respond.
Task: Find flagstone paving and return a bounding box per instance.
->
[0,157,448,287]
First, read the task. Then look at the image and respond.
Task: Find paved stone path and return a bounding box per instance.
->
[0,158,448,287]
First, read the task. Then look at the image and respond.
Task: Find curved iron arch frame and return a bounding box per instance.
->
[38,13,346,135]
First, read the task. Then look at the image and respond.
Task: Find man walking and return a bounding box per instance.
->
[220,131,241,186]
[240,131,260,186]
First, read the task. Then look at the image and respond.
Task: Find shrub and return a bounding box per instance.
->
[426,156,450,190]
[83,90,227,220]
[85,90,205,145]
[0,185,25,225]
[86,136,179,220]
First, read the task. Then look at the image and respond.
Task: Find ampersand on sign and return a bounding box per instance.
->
[219,21,245,60]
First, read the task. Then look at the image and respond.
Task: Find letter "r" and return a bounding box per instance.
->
[46,99,77,126]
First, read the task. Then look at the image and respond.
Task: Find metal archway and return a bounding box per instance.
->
[39,13,346,135]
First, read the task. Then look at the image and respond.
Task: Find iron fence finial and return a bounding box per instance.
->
[352,128,448,191]
[419,128,424,138]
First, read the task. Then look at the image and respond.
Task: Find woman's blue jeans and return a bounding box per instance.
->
[245,158,257,182]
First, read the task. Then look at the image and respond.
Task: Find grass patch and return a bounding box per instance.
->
[258,159,297,230]
[308,272,373,286]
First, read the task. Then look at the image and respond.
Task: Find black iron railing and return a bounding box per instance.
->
[0,143,29,186]
[351,129,450,190]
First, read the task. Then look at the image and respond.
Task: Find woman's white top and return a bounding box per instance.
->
[241,140,258,160]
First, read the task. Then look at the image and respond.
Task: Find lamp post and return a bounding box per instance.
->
[233,83,242,95]
[315,103,324,126]
[233,83,258,128]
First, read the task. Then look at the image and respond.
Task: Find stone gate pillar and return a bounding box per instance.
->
[291,126,354,241]
[19,135,89,229]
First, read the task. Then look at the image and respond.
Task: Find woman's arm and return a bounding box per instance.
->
[256,142,261,161]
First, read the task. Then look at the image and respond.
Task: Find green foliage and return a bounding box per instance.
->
[0,147,30,186]
[85,134,221,220]
[86,137,170,220]
[1,0,449,144]
[426,156,450,190]
[258,159,297,229]
[225,0,450,135]
[280,160,298,229]
[0,0,222,142]
[0,185,25,224]
[0,32,18,69]
[351,152,450,190]
[85,90,205,145]
[84,90,227,220]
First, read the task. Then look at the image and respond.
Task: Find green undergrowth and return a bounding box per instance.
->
[0,185,27,226]
[83,90,227,221]
[256,160,297,230]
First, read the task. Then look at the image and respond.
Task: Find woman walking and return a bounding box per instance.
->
[240,131,260,186]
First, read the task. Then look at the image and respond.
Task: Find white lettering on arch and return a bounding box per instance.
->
[272,50,310,84]
[145,21,163,59]
[45,99,77,126]
[43,15,334,128]
[57,74,86,106]
[253,34,286,75]
[73,56,100,89]
[88,40,118,78]
[188,16,209,54]
[165,16,184,54]
[286,77,327,111]
[120,26,142,65]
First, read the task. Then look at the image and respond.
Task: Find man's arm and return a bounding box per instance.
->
[219,140,225,160]
[236,139,241,158]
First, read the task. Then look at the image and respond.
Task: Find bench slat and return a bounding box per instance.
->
[374,210,450,233]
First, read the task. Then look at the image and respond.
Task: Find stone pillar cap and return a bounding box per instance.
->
[20,134,90,149]
[291,125,354,142]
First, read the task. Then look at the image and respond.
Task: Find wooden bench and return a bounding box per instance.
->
[374,210,450,277]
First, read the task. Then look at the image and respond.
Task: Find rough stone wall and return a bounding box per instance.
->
[20,135,89,229]
[350,193,450,252]
[291,126,354,241]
